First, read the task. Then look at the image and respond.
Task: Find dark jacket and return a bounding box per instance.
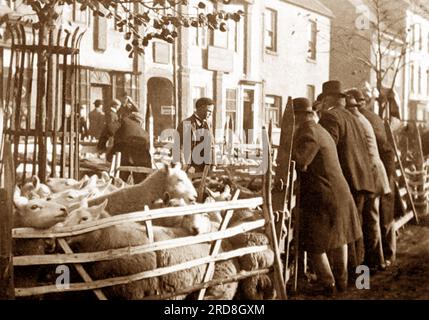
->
[319,107,376,194]
[111,116,152,183]
[359,108,395,177]
[176,113,214,171]
[97,109,121,151]
[88,108,106,139]
[293,120,362,253]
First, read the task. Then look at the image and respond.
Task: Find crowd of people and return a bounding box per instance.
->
[289,80,397,296]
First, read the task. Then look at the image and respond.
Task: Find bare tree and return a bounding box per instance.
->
[331,0,423,117]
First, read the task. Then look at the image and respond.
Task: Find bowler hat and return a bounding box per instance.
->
[346,88,366,102]
[94,99,103,107]
[293,98,313,113]
[322,80,346,98]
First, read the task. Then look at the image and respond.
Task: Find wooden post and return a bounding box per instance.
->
[0,140,15,299]
[261,127,287,300]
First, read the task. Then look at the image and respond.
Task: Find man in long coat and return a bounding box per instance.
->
[345,92,391,270]
[349,88,397,266]
[318,80,377,278]
[292,98,362,295]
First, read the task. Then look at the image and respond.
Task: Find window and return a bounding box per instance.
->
[427,33,429,53]
[73,3,88,24]
[265,9,277,52]
[410,64,415,93]
[226,89,237,131]
[264,95,282,127]
[307,85,316,103]
[214,29,228,48]
[192,86,206,109]
[308,20,317,60]
[414,23,422,50]
[418,66,422,94]
[427,69,429,96]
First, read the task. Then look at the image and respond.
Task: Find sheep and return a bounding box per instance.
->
[13,186,68,298]
[20,175,52,200]
[46,176,85,193]
[13,186,68,229]
[62,200,238,300]
[87,163,197,216]
[177,204,276,300]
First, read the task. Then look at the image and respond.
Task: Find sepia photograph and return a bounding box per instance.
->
[0,0,428,305]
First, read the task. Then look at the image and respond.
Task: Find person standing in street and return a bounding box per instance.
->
[88,99,106,140]
[175,97,215,173]
[292,97,362,295]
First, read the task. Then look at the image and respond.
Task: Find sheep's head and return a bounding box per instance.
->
[21,175,52,200]
[182,213,213,235]
[14,186,68,229]
[163,163,197,204]
[46,176,81,193]
[62,199,109,246]
[48,175,99,208]
[62,199,109,227]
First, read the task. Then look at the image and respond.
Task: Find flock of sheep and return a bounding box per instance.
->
[12,163,276,300]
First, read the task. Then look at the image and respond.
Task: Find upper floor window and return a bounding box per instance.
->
[308,20,317,60]
[73,3,89,25]
[410,64,415,93]
[265,8,277,52]
[418,66,422,94]
[264,95,282,127]
[413,23,422,51]
[427,69,429,96]
[307,85,316,103]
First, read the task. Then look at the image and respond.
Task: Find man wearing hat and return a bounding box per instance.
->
[292,97,362,295]
[345,91,391,271]
[348,88,397,267]
[318,80,377,279]
[88,99,105,140]
[175,97,215,173]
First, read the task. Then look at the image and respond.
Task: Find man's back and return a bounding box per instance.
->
[89,109,105,139]
[319,107,376,194]
[359,108,395,177]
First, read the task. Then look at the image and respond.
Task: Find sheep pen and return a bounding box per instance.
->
[10,196,285,300]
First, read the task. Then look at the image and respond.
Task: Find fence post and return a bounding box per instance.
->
[0,140,15,299]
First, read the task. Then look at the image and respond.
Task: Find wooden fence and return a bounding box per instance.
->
[12,197,280,299]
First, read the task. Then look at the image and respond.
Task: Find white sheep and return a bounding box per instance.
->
[62,200,238,300]
[87,163,197,216]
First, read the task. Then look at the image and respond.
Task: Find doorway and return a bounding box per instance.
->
[243,89,254,143]
[90,85,112,111]
[147,77,175,140]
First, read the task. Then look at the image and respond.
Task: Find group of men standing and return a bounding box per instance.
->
[292,80,396,296]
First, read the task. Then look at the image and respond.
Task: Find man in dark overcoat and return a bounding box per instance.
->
[292,98,362,295]
[318,80,377,278]
[110,113,153,183]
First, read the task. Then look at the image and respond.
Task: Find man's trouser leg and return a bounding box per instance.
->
[328,244,348,291]
[348,192,365,282]
[308,252,335,287]
[380,177,396,263]
[362,195,385,268]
